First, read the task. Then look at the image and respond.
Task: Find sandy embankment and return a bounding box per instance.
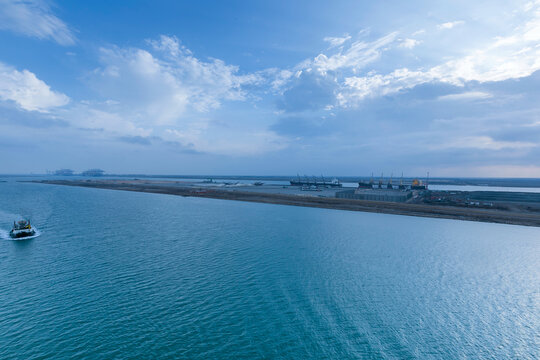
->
[32,180,540,227]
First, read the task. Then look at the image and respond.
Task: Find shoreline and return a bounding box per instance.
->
[31,180,540,227]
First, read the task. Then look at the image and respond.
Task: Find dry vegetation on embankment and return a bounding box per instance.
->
[32,180,540,227]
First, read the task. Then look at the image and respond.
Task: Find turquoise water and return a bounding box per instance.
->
[0,180,538,359]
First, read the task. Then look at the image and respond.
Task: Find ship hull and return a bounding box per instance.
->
[290,181,342,187]
[9,229,36,239]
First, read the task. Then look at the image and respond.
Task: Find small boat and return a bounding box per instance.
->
[10,219,36,239]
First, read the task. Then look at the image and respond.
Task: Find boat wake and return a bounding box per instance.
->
[0,228,41,241]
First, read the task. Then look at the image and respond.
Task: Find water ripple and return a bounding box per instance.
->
[0,181,538,359]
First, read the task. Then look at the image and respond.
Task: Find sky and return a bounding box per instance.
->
[0,0,539,176]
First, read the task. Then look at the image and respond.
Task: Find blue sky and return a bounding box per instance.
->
[1,0,539,176]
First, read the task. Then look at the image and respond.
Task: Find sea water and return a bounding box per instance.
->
[0,179,538,359]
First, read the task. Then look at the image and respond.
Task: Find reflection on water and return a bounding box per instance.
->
[0,180,538,359]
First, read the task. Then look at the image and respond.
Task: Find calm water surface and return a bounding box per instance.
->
[0,180,538,359]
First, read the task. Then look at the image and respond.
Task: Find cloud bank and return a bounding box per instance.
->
[0,0,76,45]
[1,0,540,175]
[0,62,69,111]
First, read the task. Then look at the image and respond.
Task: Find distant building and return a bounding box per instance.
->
[81,169,105,177]
[54,169,74,176]
[336,189,412,202]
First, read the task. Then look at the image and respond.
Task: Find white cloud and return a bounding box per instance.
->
[165,127,288,155]
[269,69,294,91]
[434,136,536,150]
[337,68,433,105]
[323,34,351,48]
[94,47,188,125]
[338,3,540,105]
[63,104,151,137]
[311,32,398,73]
[398,38,421,49]
[429,27,540,84]
[0,62,69,111]
[69,35,282,156]
[0,0,75,45]
[438,91,492,101]
[437,20,465,30]
[92,35,262,124]
[277,3,538,108]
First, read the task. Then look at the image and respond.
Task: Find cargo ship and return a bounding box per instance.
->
[290,176,342,188]
[358,175,374,189]
[358,172,427,190]
[411,178,427,190]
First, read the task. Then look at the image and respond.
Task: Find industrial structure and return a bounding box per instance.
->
[54,169,74,176]
[336,188,413,202]
[335,173,430,203]
[81,169,105,177]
